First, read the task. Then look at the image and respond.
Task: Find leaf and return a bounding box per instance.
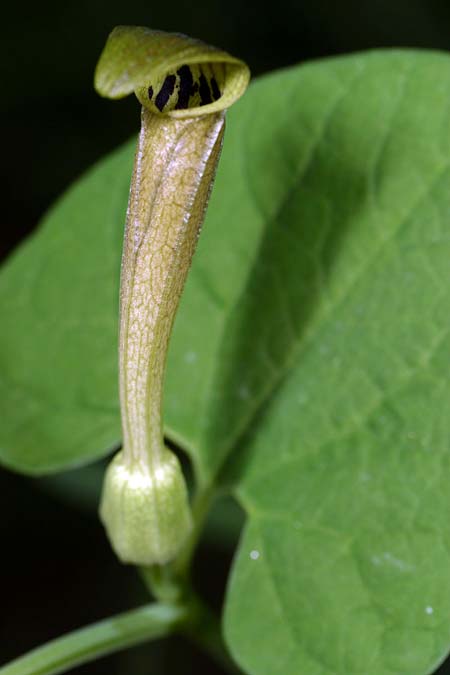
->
[221,54,450,674]
[0,144,132,472]
[1,49,450,673]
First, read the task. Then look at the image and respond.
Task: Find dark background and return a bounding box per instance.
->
[1,1,449,673]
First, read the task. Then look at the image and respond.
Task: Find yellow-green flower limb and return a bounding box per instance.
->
[95,25,250,118]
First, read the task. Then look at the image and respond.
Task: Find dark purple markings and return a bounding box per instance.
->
[155,74,176,111]
[175,65,194,110]
[199,73,212,105]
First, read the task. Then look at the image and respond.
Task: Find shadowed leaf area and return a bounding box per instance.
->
[1,50,450,674]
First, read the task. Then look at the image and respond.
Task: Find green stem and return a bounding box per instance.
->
[139,560,240,674]
[181,595,242,675]
[0,603,186,675]
[136,484,240,673]
[174,483,217,581]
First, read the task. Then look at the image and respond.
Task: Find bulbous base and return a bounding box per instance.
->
[100,449,192,566]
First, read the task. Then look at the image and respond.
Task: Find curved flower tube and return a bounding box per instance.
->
[94,26,249,566]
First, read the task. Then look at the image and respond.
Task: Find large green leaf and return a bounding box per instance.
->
[221,55,450,674]
[1,50,450,673]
